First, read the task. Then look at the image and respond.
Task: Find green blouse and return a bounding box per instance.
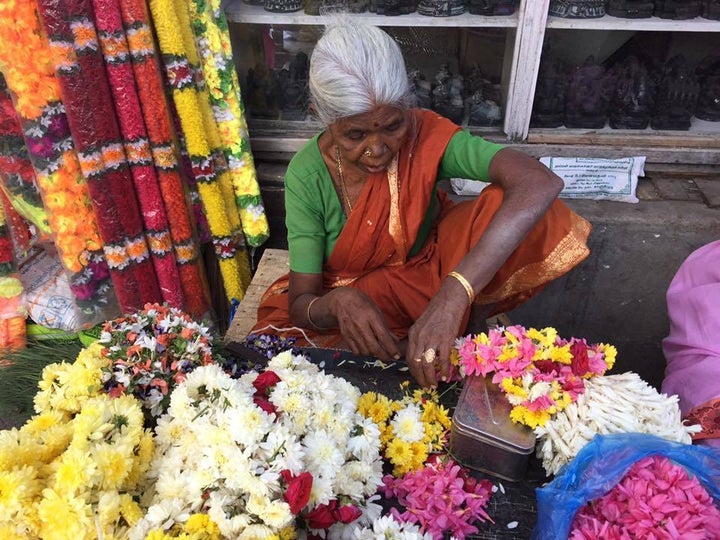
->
[285,128,504,274]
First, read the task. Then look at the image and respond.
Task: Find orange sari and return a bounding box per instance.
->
[253,111,591,347]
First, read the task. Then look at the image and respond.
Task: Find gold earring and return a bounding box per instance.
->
[364,148,372,157]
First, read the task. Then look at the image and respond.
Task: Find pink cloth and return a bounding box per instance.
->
[662,240,720,447]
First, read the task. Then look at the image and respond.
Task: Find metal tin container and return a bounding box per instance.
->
[449,375,536,482]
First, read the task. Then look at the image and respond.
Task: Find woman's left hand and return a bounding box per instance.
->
[406,280,469,387]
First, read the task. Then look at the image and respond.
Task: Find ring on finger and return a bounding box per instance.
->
[422,348,436,364]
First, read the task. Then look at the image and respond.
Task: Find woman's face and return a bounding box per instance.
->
[330,105,410,174]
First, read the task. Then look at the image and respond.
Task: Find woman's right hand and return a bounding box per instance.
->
[327,287,402,361]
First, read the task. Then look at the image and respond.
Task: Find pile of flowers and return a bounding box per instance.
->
[99,303,218,418]
[570,455,720,538]
[452,326,617,428]
[357,384,452,477]
[381,455,494,540]
[131,352,384,539]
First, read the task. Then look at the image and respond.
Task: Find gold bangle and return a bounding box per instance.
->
[306,296,328,330]
[447,271,475,306]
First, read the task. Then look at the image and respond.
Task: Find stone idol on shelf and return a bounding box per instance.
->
[608,56,656,129]
[408,68,433,109]
[467,0,518,15]
[429,64,465,123]
[653,0,702,18]
[531,55,569,128]
[549,0,605,18]
[417,0,466,16]
[305,0,369,14]
[371,0,417,14]
[264,0,303,12]
[702,0,720,19]
[651,55,700,130]
[695,55,720,121]
[605,0,655,18]
[246,62,278,119]
[564,56,615,129]
[463,64,502,126]
[273,52,310,120]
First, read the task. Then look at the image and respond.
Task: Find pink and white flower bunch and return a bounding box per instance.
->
[570,455,720,539]
[380,455,494,540]
[452,326,616,427]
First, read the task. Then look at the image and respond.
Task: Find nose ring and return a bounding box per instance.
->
[364,148,373,157]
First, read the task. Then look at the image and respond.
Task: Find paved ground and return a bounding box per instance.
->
[504,174,720,391]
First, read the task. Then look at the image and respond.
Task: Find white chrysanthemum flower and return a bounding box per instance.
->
[390,403,425,443]
[304,430,345,480]
[308,473,334,508]
[347,418,381,460]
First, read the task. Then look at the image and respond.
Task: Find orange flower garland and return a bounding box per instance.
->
[0,0,113,317]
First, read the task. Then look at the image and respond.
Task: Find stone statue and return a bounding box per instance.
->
[417,0,466,16]
[273,52,309,120]
[605,0,655,18]
[654,0,702,18]
[264,0,303,12]
[609,56,656,129]
[465,89,503,126]
[430,64,464,123]
[564,56,615,128]
[702,0,720,19]
[695,55,720,121]
[246,62,278,119]
[408,68,433,109]
[549,0,605,18]
[467,0,517,15]
[651,55,700,130]
[531,55,569,128]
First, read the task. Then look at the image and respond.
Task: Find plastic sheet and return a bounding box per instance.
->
[533,433,720,540]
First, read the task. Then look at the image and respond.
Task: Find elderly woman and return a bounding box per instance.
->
[253,22,591,387]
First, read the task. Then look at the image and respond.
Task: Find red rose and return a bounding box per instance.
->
[570,339,591,377]
[253,370,281,395]
[306,502,338,530]
[281,470,313,514]
[336,504,362,524]
[253,396,277,415]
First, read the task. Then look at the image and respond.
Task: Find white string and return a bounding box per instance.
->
[250,324,320,349]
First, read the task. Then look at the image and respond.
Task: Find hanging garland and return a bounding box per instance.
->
[0,192,26,350]
[188,0,270,247]
[37,0,164,312]
[92,0,185,310]
[149,0,251,303]
[0,2,113,316]
[117,0,210,318]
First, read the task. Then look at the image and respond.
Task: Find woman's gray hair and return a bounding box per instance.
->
[309,20,416,126]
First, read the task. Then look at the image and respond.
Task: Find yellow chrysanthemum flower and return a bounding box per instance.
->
[549,344,573,364]
[600,343,617,369]
[509,406,550,429]
[386,438,414,476]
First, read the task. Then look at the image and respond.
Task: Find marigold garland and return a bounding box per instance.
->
[36,0,164,312]
[149,0,251,303]
[91,0,185,309]
[0,2,114,316]
[188,0,270,247]
[118,0,210,318]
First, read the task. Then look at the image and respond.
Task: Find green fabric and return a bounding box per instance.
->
[285,128,504,274]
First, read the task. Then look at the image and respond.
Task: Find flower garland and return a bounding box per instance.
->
[187,0,270,247]
[358,383,452,477]
[130,352,384,539]
[0,193,26,350]
[148,0,252,303]
[570,455,720,539]
[0,73,49,237]
[98,303,218,419]
[37,0,164,312]
[452,326,616,428]
[0,2,114,316]
[118,0,210,318]
[92,0,186,309]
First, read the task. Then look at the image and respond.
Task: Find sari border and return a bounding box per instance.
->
[476,212,592,305]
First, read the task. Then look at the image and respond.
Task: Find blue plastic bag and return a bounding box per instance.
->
[532,433,720,540]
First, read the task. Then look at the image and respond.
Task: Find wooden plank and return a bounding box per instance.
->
[527,130,720,149]
[224,249,290,344]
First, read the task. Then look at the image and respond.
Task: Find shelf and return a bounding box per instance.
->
[224,2,519,27]
[546,14,720,32]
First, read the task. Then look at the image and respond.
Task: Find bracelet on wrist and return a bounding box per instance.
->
[306,296,329,330]
[447,271,475,306]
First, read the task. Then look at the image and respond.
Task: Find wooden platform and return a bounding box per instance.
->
[224,248,289,344]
